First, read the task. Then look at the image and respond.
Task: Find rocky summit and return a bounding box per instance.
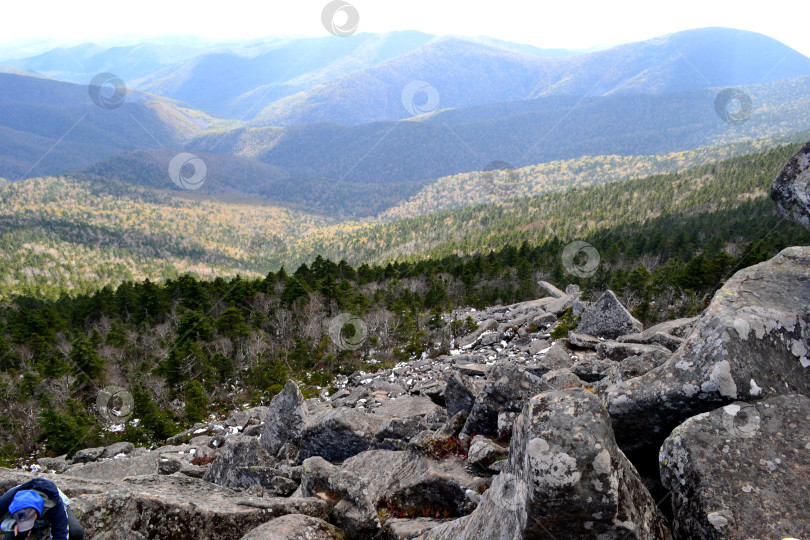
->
[2,146,810,539]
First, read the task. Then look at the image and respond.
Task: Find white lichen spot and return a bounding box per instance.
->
[682,383,699,397]
[709,361,737,398]
[707,512,728,530]
[723,404,741,416]
[733,318,751,340]
[527,438,581,488]
[592,449,611,476]
[741,485,752,493]
[749,379,762,396]
[675,360,691,371]
[791,339,808,359]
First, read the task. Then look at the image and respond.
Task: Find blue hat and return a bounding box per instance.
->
[8,490,43,532]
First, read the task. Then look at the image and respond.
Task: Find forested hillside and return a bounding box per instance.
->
[1,141,808,300]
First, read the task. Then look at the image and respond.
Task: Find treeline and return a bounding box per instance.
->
[1,213,807,462]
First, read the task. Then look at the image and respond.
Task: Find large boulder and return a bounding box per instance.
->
[262,380,308,457]
[63,452,159,481]
[298,408,386,462]
[771,139,810,231]
[203,438,295,495]
[0,470,329,539]
[618,317,698,351]
[302,449,481,539]
[419,389,671,539]
[576,290,642,339]
[444,372,482,418]
[596,341,672,363]
[300,456,380,538]
[460,363,547,438]
[660,394,810,539]
[606,247,810,453]
[239,514,346,540]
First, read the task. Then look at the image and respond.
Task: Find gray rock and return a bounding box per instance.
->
[466,436,508,472]
[540,368,584,389]
[71,446,104,464]
[66,452,159,480]
[527,338,549,355]
[771,139,810,231]
[239,514,346,540]
[525,341,574,377]
[607,247,810,454]
[419,389,671,539]
[298,408,386,462]
[576,290,643,339]
[660,394,810,539]
[203,438,281,490]
[375,418,427,447]
[596,341,672,363]
[461,364,547,438]
[37,455,69,473]
[300,456,380,538]
[341,450,480,517]
[0,469,329,539]
[571,357,615,382]
[262,380,308,457]
[617,317,698,351]
[457,319,498,348]
[373,395,442,420]
[433,411,468,440]
[100,442,135,459]
[567,331,600,349]
[444,372,482,418]
[537,280,565,298]
[454,363,490,377]
[381,517,444,540]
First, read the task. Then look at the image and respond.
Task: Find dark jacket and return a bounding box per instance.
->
[0,479,69,540]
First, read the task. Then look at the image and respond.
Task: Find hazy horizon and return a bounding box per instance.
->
[2,0,809,58]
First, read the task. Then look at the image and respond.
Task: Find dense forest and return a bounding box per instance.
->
[1,139,808,301]
[1,203,808,463]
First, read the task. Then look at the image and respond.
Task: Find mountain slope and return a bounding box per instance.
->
[190,75,810,185]
[137,31,436,119]
[0,73,221,180]
[1,141,808,299]
[253,28,810,126]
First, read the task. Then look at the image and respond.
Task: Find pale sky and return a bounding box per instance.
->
[1,0,809,57]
